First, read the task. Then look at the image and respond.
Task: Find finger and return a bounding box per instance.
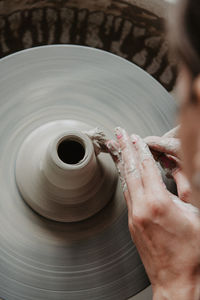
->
[106,140,132,211]
[144,136,180,157]
[106,140,120,163]
[106,139,126,189]
[172,169,192,203]
[133,134,168,195]
[115,127,144,207]
[163,125,180,138]
[157,152,192,204]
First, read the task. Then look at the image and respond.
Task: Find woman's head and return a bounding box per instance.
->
[169,0,200,76]
[169,0,200,205]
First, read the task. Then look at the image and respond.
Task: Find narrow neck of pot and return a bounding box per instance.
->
[42,131,98,189]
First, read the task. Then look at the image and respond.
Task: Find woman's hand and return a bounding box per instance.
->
[144,126,191,203]
[108,127,200,300]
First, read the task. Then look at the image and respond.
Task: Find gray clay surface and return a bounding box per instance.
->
[0,45,176,300]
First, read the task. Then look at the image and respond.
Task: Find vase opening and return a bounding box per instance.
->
[57,137,86,165]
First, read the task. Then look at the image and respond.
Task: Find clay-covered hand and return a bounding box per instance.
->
[113,127,200,300]
[144,126,191,203]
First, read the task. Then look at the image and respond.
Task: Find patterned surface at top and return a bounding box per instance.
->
[0,0,177,90]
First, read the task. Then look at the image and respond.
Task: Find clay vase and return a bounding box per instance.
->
[16,120,117,222]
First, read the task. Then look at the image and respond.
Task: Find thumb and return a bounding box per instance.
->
[106,139,132,211]
[144,136,180,157]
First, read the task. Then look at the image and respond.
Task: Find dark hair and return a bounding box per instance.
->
[168,0,200,77]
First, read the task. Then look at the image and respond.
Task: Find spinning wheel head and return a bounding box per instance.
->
[0,45,175,300]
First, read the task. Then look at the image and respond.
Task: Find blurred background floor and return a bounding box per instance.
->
[0,0,176,91]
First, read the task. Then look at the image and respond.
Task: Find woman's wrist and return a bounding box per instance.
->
[152,276,200,300]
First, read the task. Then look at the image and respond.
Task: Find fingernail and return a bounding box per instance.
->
[115,127,123,140]
[131,134,138,144]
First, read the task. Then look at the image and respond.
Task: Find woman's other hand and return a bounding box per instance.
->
[144,126,191,203]
[110,127,200,300]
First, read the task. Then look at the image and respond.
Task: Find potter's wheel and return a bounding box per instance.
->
[0,45,176,300]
